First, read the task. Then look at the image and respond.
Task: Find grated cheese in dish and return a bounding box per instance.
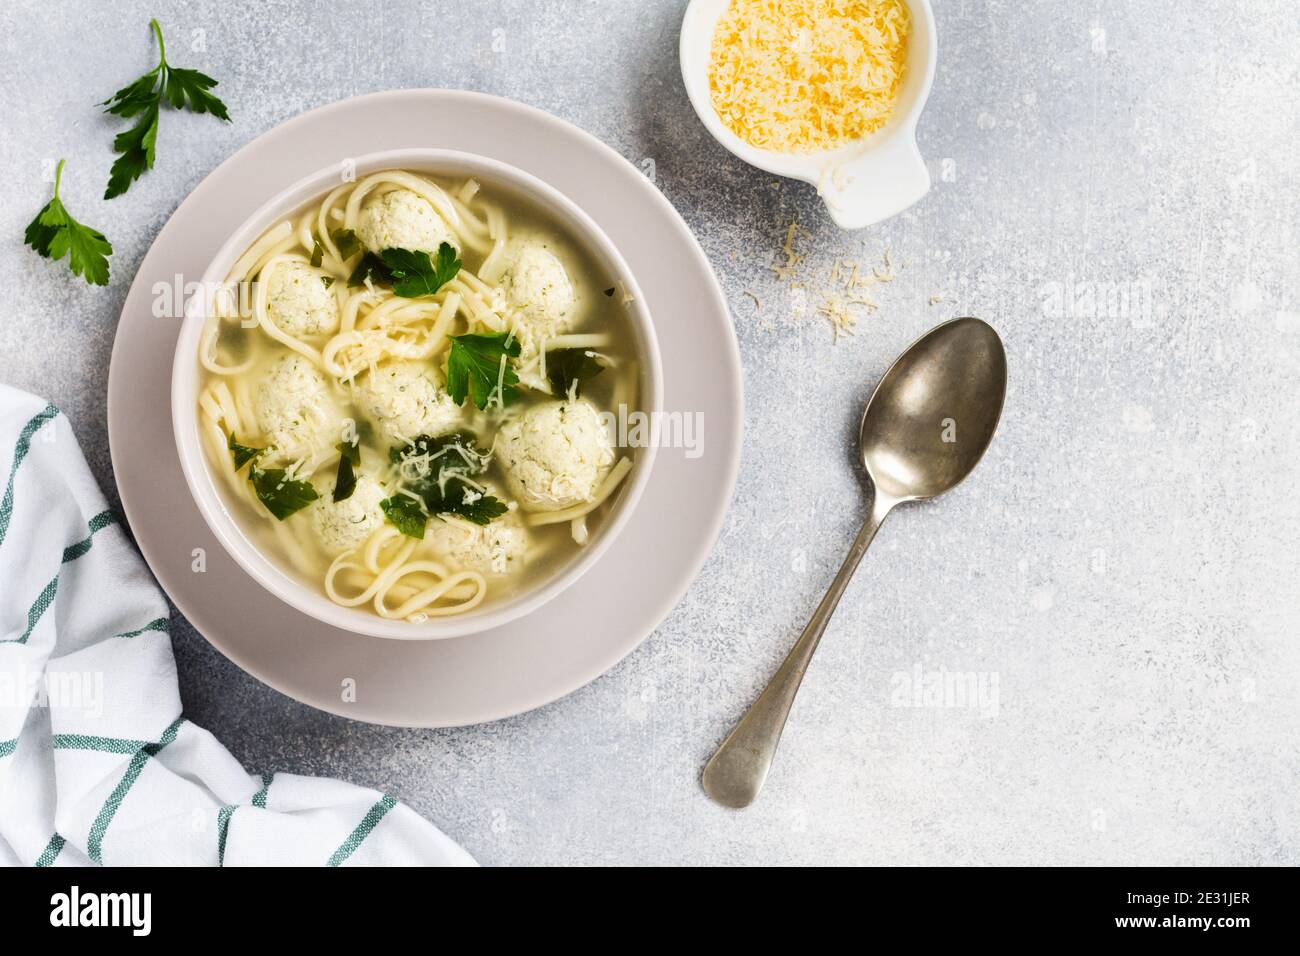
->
[708,0,911,154]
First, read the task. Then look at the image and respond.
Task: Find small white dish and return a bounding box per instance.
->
[171,148,663,642]
[679,0,937,229]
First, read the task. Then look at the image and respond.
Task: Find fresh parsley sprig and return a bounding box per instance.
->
[101,18,231,199]
[385,243,461,298]
[345,243,461,299]
[446,332,521,410]
[24,160,113,286]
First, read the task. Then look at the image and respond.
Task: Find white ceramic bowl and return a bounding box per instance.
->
[172,148,663,641]
[680,0,937,229]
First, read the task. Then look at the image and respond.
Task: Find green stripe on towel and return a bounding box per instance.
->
[53,733,152,753]
[252,772,273,808]
[0,738,16,758]
[216,806,235,866]
[3,574,58,645]
[86,717,185,864]
[61,509,118,562]
[34,833,65,867]
[4,512,124,645]
[115,617,170,639]
[0,403,58,547]
[326,794,397,867]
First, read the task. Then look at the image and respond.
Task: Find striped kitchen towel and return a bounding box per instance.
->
[0,385,474,866]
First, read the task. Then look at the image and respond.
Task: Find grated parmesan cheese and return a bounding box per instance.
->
[764,217,906,341]
[771,219,811,282]
[709,0,911,154]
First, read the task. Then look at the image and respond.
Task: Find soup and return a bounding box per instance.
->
[195,168,643,622]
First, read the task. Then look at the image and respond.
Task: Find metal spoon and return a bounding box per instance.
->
[702,317,1008,808]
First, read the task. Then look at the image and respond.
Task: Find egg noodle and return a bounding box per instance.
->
[196,169,639,622]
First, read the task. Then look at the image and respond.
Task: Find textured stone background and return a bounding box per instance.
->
[2,1,1298,865]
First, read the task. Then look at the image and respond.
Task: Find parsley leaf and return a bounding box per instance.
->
[346,251,392,288]
[346,243,461,295]
[332,439,360,502]
[385,432,507,534]
[382,243,461,298]
[380,496,427,539]
[249,466,318,520]
[226,433,315,518]
[163,66,229,118]
[310,240,324,268]
[24,160,113,286]
[321,276,335,289]
[446,332,521,410]
[447,489,510,525]
[104,102,159,200]
[385,430,481,467]
[546,349,605,397]
[227,432,262,471]
[330,228,362,260]
[101,19,230,199]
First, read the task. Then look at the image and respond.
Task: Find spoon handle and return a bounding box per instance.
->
[701,493,895,808]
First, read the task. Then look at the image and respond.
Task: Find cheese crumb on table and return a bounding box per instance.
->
[767,218,902,340]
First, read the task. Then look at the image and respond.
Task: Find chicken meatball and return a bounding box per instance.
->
[498,238,578,336]
[353,361,462,445]
[264,260,340,338]
[427,503,529,575]
[308,473,386,554]
[253,354,343,465]
[355,189,458,256]
[497,399,614,511]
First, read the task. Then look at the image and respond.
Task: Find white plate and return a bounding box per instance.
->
[107,90,743,728]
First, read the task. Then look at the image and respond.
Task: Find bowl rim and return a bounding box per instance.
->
[170,147,664,641]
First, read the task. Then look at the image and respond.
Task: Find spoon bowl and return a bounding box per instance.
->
[861,317,1008,501]
[702,317,1006,808]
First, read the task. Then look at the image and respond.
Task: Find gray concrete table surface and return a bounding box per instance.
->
[2,0,1298,865]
